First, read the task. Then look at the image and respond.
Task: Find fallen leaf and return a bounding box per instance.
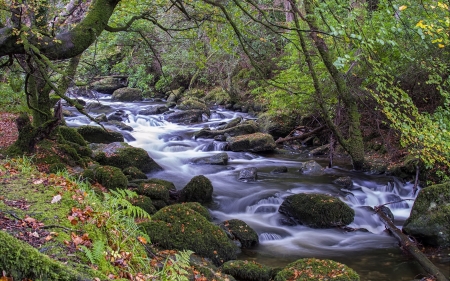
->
[45,235,53,241]
[33,179,44,185]
[51,194,62,204]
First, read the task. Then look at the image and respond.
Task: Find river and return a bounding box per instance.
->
[65,91,450,280]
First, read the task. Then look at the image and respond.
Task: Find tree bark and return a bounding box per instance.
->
[375,205,449,281]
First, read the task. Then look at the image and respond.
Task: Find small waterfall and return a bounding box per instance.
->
[260,233,283,241]
[246,197,284,214]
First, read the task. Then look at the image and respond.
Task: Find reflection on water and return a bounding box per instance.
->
[65,92,449,280]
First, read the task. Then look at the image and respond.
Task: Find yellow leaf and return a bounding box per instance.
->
[399,5,407,11]
[438,44,445,48]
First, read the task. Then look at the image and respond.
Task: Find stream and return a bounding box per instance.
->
[65,91,450,280]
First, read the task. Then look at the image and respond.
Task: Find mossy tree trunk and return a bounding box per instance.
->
[290,0,365,170]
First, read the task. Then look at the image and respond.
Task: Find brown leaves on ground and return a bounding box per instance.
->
[0,112,18,150]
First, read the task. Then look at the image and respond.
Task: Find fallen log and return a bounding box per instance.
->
[374,205,449,281]
[275,125,326,144]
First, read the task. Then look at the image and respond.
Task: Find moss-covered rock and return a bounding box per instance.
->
[190,152,229,165]
[403,182,450,247]
[140,204,239,266]
[0,230,104,281]
[136,181,171,202]
[220,219,259,248]
[177,97,210,115]
[82,165,128,190]
[58,126,86,146]
[111,87,143,102]
[274,258,360,281]
[278,193,354,228]
[221,260,272,281]
[93,142,162,173]
[164,109,204,124]
[333,176,354,188]
[204,87,232,105]
[179,175,214,204]
[181,202,212,221]
[128,195,156,215]
[123,166,148,180]
[77,125,124,144]
[257,112,299,140]
[194,121,259,139]
[227,133,276,152]
[298,160,324,176]
[90,76,127,94]
[218,117,242,130]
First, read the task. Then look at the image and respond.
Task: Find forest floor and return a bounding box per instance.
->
[0,112,18,150]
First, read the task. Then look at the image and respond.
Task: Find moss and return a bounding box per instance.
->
[278,193,354,228]
[49,163,67,174]
[179,175,213,204]
[204,87,231,105]
[227,132,276,152]
[0,231,103,281]
[403,182,450,246]
[123,166,148,180]
[220,219,259,248]
[94,143,162,173]
[58,126,86,146]
[87,165,128,190]
[194,121,259,139]
[181,202,212,221]
[128,195,156,215]
[177,97,210,115]
[137,181,170,202]
[140,204,238,266]
[221,260,272,281]
[77,125,124,143]
[151,199,167,210]
[274,258,360,281]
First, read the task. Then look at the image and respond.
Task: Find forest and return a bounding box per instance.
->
[0,0,449,280]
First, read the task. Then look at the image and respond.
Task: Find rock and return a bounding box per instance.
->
[181,202,212,221]
[218,117,242,130]
[111,88,143,102]
[333,176,353,188]
[84,102,113,114]
[238,167,258,182]
[165,87,184,104]
[93,142,162,173]
[128,195,156,215]
[278,193,354,228]
[271,166,288,174]
[58,126,87,146]
[94,114,108,123]
[90,76,128,94]
[82,165,128,190]
[176,98,210,115]
[219,219,259,248]
[298,160,324,176]
[257,112,298,140]
[194,121,259,139]
[164,109,204,124]
[179,175,214,204]
[140,204,239,266]
[138,106,169,115]
[403,182,450,247]
[204,87,231,105]
[274,258,360,281]
[135,179,175,203]
[123,166,147,180]
[221,260,272,281]
[77,125,124,143]
[190,152,229,165]
[227,133,276,152]
[107,120,133,131]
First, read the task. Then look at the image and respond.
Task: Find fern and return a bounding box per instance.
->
[158,250,193,281]
[80,240,109,271]
[107,189,151,219]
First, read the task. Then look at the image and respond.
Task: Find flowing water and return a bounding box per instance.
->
[65,91,450,280]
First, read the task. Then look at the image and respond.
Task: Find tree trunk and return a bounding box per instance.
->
[375,206,449,281]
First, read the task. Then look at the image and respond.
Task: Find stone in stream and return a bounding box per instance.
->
[238,167,258,182]
[179,175,214,204]
[271,166,288,174]
[190,152,229,165]
[90,76,128,94]
[333,176,353,188]
[227,132,276,152]
[164,109,205,124]
[278,193,355,228]
[138,106,169,115]
[194,121,259,139]
[403,182,450,247]
[222,260,272,281]
[111,87,143,102]
[219,219,259,248]
[77,125,124,144]
[298,160,324,176]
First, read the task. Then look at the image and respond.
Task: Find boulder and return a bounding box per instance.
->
[58,126,86,146]
[257,112,298,140]
[111,88,143,102]
[181,202,212,221]
[179,175,214,204]
[107,120,133,131]
[227,133,276,152]
[298,160,324,176]
[128,195,157,215]
[274,258,360,281]
[219,219,259,248]
[135,179,176,203]
[138,106,169,115]
[90,76,128,94]
[218,117,242,130]
[82,165,128,190]
[140,204,239,266]
[84,102,113,114]
[271,166,288,174]
[194,121,258,139]
[177,98,210,115]
[164,109,204,124]
[403,182,450,247]
[93,142,162,173]
[77,125,124,144]
[333,176,353,188]
[221,260,272,281]
[123,166,147,180]
[238,167,258,182]
[278,193,354,228]
[190,152,229,165]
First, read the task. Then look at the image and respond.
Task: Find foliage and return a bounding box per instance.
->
[156,250,193,281]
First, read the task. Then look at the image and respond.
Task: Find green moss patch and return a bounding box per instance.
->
[222,260,272,281]
[179,175,214,204]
